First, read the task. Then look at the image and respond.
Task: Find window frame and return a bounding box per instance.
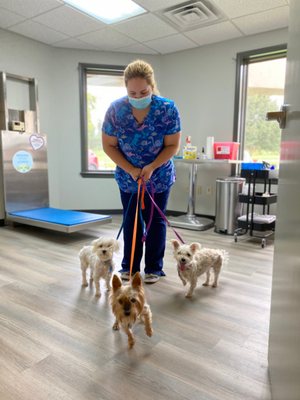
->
[233,44,287,167]
[79,63,126,177]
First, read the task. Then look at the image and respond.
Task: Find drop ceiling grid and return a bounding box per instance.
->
[32,5,105,37]
[0,0,290,54]
[0,0,63,18]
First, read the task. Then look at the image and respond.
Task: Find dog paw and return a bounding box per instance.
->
[202,283,209,287]
[112,322,120,331]
[95,292,101,298]
[146,327,153,337]
[128,339,135,349]
[212,283,218,288]
[185,293,193,298]
[81,282,88,287]
[182,281,187,286]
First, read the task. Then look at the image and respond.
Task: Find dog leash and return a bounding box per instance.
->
[121,177,186,279]
[129,178,143,278]
[143,181,185,244]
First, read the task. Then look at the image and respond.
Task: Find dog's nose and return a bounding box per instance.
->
[181,257,186,263]
[102,250,106,254]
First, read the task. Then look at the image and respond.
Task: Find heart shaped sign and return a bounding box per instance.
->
[29,134,45,151]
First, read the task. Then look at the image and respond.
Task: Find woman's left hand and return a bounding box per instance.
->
[140,164,154,182]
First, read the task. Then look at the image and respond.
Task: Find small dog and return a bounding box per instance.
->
[171,239,228,298]
[110,272,153,349]
[79,237,119,297]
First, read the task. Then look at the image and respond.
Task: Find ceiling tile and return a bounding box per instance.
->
[114,13,177,42]
[78,28,137,51]
[113,42,159,55]
[213,0,287,19]
[0,7,26,28]
[9,20,68,44]
[0,0,62,18]
[233,6,289,35]
[145,33,198,54]
[134,0,184,12]
[53,38,99,50]
[185,21,242,46]
[33,5,105,37]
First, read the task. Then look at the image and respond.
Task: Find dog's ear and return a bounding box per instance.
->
[170,239,180,249]
[91,237,102,247]
[112,274,122,291]
[112,240,120,252]
[131,272,142,288]
[190,242,201,253]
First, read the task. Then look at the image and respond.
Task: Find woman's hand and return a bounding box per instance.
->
[129,166,142,181]
[140,164,155,182]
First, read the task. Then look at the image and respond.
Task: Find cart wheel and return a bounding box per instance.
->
[234,233,238,243]
[261,239,266,248]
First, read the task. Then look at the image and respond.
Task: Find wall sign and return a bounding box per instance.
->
[12,151,33,173]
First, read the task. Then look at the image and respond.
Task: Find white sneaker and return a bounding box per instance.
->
[144,274,159,284]
[120,271,130,281]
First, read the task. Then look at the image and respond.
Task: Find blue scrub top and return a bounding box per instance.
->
[102,94,181,193]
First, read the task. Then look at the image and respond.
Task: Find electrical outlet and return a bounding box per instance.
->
[207,186,212,195]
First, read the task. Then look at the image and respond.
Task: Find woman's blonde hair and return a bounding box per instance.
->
[124,59,159,95]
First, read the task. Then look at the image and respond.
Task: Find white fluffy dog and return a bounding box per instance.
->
[171,239,228,298]
[79,237,119,297]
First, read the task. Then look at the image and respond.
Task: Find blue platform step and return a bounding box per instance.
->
[7,207,112,233]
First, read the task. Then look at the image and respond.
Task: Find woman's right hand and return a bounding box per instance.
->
[129,167,142,181]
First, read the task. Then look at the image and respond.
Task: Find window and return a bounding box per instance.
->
[79,63,127,175]
[234,45,287,168]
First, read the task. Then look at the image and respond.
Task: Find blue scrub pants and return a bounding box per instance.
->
[120,188,170,276]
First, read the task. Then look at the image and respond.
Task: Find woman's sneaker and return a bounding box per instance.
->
[144,273,159,284]
[120,271,130,281]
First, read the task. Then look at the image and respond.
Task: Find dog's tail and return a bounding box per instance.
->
[219,249,229,266]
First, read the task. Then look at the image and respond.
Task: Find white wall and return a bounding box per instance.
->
[0,27,287,218]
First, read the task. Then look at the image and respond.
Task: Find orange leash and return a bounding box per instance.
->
[129,178,142,279]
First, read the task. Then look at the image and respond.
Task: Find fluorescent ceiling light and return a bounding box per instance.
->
[64,0,146,24]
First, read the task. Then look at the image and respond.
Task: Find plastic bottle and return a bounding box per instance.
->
[183,136,197,159]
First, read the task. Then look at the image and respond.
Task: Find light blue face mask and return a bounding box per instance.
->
[128,93,152,110]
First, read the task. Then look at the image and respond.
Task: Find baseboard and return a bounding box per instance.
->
[77,209,215,220]
[166,210,215,220]
[76,209,123,215]
[0,219,5,226]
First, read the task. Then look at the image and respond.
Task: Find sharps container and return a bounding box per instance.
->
[215,177,245,235]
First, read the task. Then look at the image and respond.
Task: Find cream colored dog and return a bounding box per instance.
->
[171,239,228,298]
[79,237,119,297]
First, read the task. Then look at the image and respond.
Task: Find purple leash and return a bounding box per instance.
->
[143,180,185,244]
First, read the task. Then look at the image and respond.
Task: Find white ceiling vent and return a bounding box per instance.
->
[157,0,224,32]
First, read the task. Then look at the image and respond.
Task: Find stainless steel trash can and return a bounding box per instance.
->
[215,177,245,235]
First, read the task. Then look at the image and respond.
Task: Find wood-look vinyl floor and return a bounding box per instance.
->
[0,216,274,400]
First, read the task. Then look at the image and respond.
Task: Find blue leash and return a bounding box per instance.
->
[116,193,135,240]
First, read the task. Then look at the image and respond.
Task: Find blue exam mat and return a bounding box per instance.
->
[9,207,111,226]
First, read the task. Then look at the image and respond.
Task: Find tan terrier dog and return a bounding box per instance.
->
[110,272,153,349]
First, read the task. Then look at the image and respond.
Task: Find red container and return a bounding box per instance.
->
[214,142,240,160]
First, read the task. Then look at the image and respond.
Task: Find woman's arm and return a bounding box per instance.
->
[102,132,141,181]
[141,132,181,181]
